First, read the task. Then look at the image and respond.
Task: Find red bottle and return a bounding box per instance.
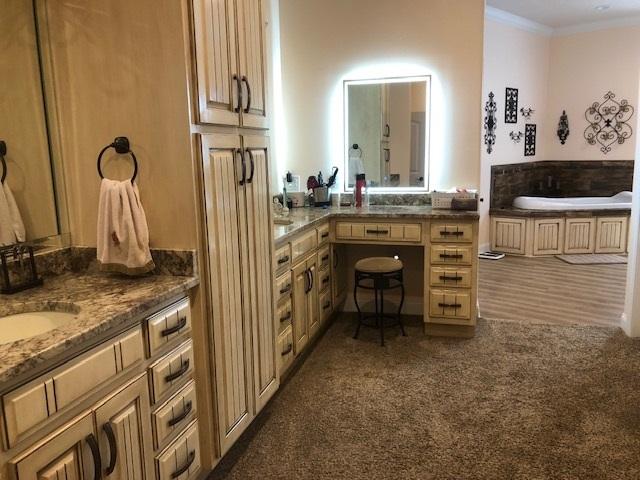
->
[355,174,366,208]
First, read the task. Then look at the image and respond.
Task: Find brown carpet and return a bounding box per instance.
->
[210,316,640,480]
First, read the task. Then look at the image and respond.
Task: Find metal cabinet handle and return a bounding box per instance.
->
[86,434,102,480]
[280,311,292,323]
[366,229,389,235]
[164,359,190,382]
[322,277,329,285]
[233,74,243,113]
[321,232,329,239]
[439,275,463,282]
[308,270,314,292]
[168,400,193,427]
[384,124,390,137]
[440,253,463,259]
[438,302,462,308]
[103,423,118,476]
[242,76,252,113]
[321,254,329,262]
[171,451,196,479]
[279,284,291,295]
[322,301,331,310]
[246,149,255,183]
[237,149,246,186]
[281,343,293,356]
[440,230,464,236]
[277,255,290,265]
[161,317,187,337]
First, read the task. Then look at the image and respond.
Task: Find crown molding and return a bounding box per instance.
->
[485,6,552,36]
[552,15,640,36]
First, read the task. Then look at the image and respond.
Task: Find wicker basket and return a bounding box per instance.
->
[431,191,476,209]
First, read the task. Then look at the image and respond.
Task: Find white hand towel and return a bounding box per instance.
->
[97,179,155,275]
[0,182,26,246]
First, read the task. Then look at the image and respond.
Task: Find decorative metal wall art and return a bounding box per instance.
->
[484,92,497,154]
[584,91,634,154]
[520,107,534,119]
[505,88,518,123]
[509,131,524,143]
[557,110,570,145]
[524,124,536,156]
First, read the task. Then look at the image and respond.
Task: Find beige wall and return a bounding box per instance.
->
[42,0,197,249]
[1,0,58,241]
[277,0,484,191]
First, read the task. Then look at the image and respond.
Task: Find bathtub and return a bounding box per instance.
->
[513,191,633,211]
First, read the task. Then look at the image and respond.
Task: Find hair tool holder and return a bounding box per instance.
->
[97,136,138,183]
[0,140,44,294]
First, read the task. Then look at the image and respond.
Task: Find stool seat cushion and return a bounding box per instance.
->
[355,256,403,274]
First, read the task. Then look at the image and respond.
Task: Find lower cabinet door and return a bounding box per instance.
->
[331,244,348,307]
[155,421,200,480]
[307,260,320,338]
[595,216,628,253]
[10,413,95,480]
[93,374,154,480]
[292,262,309,354]
[533,218,564,255]
[491,217,526,255]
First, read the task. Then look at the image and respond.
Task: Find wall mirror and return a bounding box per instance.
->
[0,0,69,247]
[345,76,430,191]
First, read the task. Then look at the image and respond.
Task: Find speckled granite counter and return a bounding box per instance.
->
[274,206,479,245]
[0,251,198,386]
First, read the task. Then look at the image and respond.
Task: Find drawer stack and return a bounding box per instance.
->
[428,223,476,326]
[274,243,294,375]
[317,243,332,325]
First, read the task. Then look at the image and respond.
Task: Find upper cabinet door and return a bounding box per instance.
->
[192,0,241,126]
[236,0,269,129]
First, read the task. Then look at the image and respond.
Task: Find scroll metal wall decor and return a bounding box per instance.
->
[505,88,518,123]
[520,107,534,119]
[509,131,523,143]
[584,91,634,154]
[524,124,536,156]
[484,92,497,154]
[557,110,569,145]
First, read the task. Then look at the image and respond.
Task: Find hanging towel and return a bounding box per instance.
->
[97,179,155,275]
[0,182,26,246]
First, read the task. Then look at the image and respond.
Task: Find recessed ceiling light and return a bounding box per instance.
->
[595,4,610,12]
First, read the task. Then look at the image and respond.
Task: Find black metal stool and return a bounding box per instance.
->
[353,257,406,346]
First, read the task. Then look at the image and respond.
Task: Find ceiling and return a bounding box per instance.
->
[486,0,640,29]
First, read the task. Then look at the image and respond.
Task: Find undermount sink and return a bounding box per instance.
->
[0,311,78,345]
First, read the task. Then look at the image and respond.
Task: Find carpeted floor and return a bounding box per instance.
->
[210,316,640,480]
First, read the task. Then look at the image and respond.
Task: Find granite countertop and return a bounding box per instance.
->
[0,272,198,386]
[490,207,632,218]
[274,206,479,244]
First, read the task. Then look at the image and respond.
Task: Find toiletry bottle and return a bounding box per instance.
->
[354,173,366,208]
[363,181,370,207]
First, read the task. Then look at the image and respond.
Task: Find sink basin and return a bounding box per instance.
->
[0,311,78,345]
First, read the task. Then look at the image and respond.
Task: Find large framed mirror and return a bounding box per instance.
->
[344,76,430,191]
[0,0,69,247]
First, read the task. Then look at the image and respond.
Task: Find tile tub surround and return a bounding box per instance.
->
[273,205,479,245]
[490,160,634,210]
[0,250,199,386]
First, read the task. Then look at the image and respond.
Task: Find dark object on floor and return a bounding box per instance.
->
[353,257,406,346]
[478,251,505,260]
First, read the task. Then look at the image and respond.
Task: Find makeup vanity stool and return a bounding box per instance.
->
[353,256,406,346]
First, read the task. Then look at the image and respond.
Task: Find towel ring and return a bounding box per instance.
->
[349,143,363,158]
[97,137,138,183]
[0,141,6,184]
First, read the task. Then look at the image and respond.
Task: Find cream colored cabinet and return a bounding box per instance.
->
[201,133,276,455]
[564,218,596,254]
[595,216,628,253]
[533,218,565,255]
[291,254,319,353]
[491,217,526,255]
[331,244,348,307]
[192,0,268,128]
[154,421,200,480]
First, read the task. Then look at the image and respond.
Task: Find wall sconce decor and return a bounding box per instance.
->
[584,91,634,154]
[557,110,570,144]
[520,107,534,119]
[524,124,536,156]
[509,131,524,143]
[505,88,518,123]
[484,92,497,154]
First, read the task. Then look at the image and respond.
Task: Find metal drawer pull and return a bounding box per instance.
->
[439,275,463,281]
[164,359,190,382]
[366,229,389,234]
[321,254,329,261]
[168,400,193,427]
[323,301,331,310]
[322,277,330,284]
[277,255,290,264]
[438,302,462,308]
[280,311,292,322]
[103,423,118,476]
[281,343,293,356]
[86,433,102,480]
[279,284,292,294]
[161,316,188,337]
[440,253,463,259]
[321,232,329,239]
[171,451,196,479]
[440,230,464,236]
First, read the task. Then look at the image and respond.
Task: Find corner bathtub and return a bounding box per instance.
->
[513,191,632,211]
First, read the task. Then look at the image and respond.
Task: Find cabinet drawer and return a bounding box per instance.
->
[389,223,422,242]
[317,223,330,246]
[318,268,331,293]
[277,326,294,375]
[429,266,472,288]
[275,271,292,304]
[336,222,366,239]
[274,244,291,274]
[156,420,200,480]
[364,224,390,240]
[430,223,473,243]
[147,298,192,357]
[152,380,197,450]
[149,340,194,403]
[291,230,318,263]
[276,299,293,334]
[319,289,332,323]
[430,245,473,265]
[429,289,471,319]
[318,245,331,270]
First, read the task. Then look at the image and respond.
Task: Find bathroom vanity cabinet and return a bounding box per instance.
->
[1,297,201,480]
